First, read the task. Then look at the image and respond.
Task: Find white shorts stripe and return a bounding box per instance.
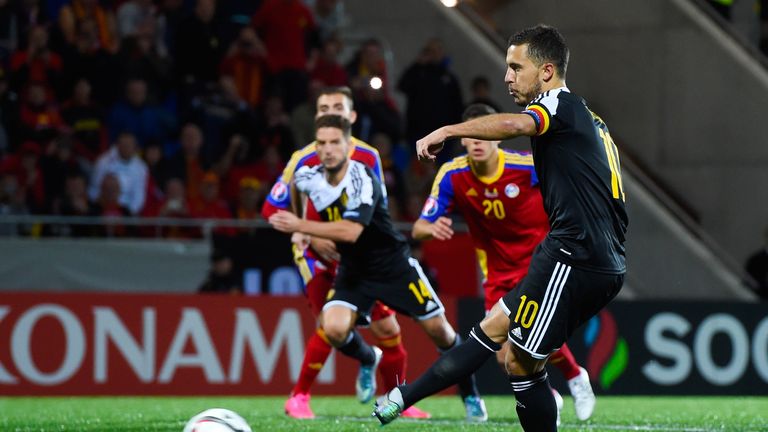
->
[498,297,512,316]
[322,300,358,313]
[469,329,498,353]
[532,265,571,352]
[527,264,569,352]
[524,262,564,351]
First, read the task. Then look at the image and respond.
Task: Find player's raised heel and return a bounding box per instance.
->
[356,346,383,403]
[372,387,404,425]
[463,395,488,422]
[552,388,564,427]
[568,366,596,421]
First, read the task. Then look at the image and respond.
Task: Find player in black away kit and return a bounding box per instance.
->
[269,115,488,421]
[373,25,628,432]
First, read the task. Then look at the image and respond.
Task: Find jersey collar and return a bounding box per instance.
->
[471,149,505,185]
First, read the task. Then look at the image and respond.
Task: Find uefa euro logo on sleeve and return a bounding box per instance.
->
[422,197,439,217]
[270,182,289,202]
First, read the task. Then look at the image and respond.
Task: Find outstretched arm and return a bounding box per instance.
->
[269,210,364,243]
[416,113,537,160]
[412,217,454,241]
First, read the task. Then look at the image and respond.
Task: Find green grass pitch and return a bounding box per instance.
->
[1,395,766,431]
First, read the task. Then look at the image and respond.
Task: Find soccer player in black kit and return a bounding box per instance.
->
[373,25,628,432]
[269,114,488,422]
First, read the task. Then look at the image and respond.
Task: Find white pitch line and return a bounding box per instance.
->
[320,415,762,432]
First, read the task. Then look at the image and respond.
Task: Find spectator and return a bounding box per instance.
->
[258,95,295,162]
[0,0,18,61]
[346,38,390,101]
[214,134,259,203]
[116,0,168,57]
[107,78,175,148]
[142,177,193,238]
[140,141,165,215]
[353,82,402,144]
[198,249,241,294]
[55,171,93,236]
[219,25,268,107]
[58,0,118,53]
[10,25,63,92]
[162,122,208,201]
[468,75,503,113]
[188,171,235,236]
[398,38,463,161]
[370,133,407,216]
[309,35,348,87]
[19,82,64,144]
[115,30,173,103]
[39,134,81,212]
[289,79,322,147]
[175,0,225,95]
[311,0,347,43]
[157,0,184,58]
[0,141,45,212]
[90,173,133,237]
[0,66,19,152]
[0,172,30,236]
[252,0,317,111]
[13,0,49,50]
[61,78,108,166]
[188,75,259,162]
[89,132,149,215]
[232,176,263,234]
[60,18,119,105]
[746,225,768,299]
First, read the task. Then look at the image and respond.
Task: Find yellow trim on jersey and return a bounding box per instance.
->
[527,104,551,135]
[281,144,317,184]
[292,244,313,285]
[502,150,534,167]
[471,148,505,185]
[430,156,469,197]
[476,248,488,283]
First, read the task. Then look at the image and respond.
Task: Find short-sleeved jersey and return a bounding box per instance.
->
[420,149,549,287]
[522,87,628,273]
[295,160,409,280]
[261,137,385,281]
[262,137,384,217]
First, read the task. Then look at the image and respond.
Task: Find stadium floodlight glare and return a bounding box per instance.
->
[440,0,458,7]
[369,76,383,90]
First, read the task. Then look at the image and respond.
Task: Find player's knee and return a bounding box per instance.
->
[370,315,400,338]
[420,316,455,347]
[322,323,351,346]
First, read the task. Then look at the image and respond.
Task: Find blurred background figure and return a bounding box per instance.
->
[198,249,241,294]
[745,225,768,300]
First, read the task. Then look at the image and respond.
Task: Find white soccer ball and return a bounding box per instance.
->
[183,408,252,432]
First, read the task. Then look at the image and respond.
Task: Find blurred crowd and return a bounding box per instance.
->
[0,0,500,238]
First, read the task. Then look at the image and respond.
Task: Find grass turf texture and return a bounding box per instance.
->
[1,396,766,431]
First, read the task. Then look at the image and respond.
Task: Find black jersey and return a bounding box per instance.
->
[522,87,628,273]
[294,160,410,279]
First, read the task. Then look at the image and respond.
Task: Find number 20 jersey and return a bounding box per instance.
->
[420,149,549,288]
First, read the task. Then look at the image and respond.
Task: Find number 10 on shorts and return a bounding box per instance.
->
[514,295,539,329]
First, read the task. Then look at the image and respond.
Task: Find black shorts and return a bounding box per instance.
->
[499,247,624,359]
[323,257,445,321]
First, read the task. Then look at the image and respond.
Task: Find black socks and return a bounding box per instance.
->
[336,329,376,365]
[510,369,558,431]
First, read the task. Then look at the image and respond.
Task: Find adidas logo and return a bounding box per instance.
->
[510,327,523,339]
[516,401,526,409]
[425,300,438,311]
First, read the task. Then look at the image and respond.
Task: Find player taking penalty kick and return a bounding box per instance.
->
[270,115,487,423]
[413,103,596,421]
[374,25,627,432]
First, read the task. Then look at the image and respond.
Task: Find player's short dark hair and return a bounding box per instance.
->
[315,114,352,139]
[508,24,569,79]
[318,86,354,109]
[462,103,497,121]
